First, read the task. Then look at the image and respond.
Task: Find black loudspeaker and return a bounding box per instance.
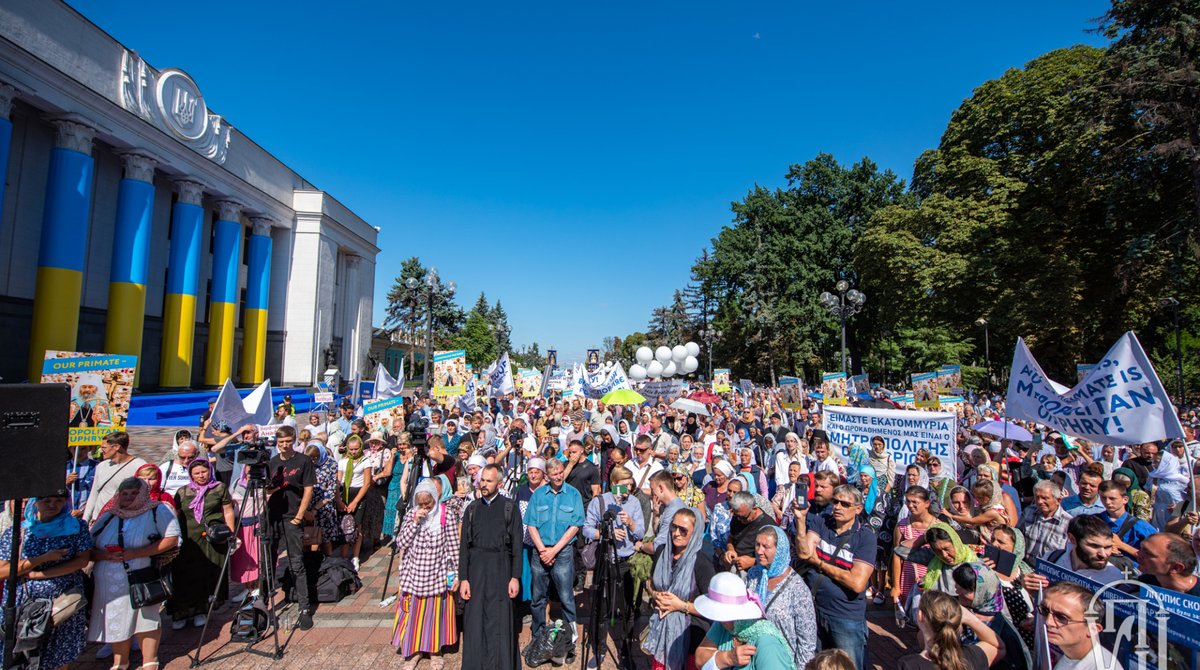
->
[0,384,70,499]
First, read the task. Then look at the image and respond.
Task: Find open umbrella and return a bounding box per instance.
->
[670,398,710,416]
[688,390,720,404]
[971,419,1033,442]
[601,388,646,405]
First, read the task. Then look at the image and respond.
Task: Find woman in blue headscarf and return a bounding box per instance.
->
[0,491,93,668]
[858,463,880,514]
[744,525,816,668]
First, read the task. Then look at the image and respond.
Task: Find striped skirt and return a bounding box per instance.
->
[392,592,456,656]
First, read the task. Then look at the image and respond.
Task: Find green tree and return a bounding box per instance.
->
[383,257,465,380]
[453,308,498,369]
[648,290,694,345]
[489,300,513,354]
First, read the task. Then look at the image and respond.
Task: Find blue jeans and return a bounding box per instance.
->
[530,544,576,637]
[817,612,868,670]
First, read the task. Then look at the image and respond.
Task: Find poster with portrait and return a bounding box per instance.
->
[520,369,543,398]
[1076,363,1096,384]
[432,350,467,398]
[912,371,940,409]
[937,364,962,395]
[586,349,601,373]
[850,373,870,395]
[821,372,848,406]
[41,350,138,446]
[713,368,732,393]
[779,376,804,409]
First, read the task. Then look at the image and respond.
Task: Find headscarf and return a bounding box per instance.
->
[436,474,453,502]
[1009,527,1034,577]
[731,617,789,647]
[22,497,76,539]
[97,477,157,521]
[899,466,931,522]
[959,562,1005,617]
[1113,466,1143,513]
[1149,450,1190,486]
[342,436,365,502]
[136,463,173,505]
[185,459,220,525]
[921,522,977,593]
[858,463,878,512]
[746,525,790,605]
[308,441,330,466]
[413,478,444,534]
[617,420,633,445]
[643,507,704,669]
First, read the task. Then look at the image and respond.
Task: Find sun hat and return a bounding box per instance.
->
[693,572,764,622]
[368,431,387,444]
[527,457,547,472]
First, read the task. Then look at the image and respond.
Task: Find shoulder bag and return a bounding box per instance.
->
[119,515,174,609]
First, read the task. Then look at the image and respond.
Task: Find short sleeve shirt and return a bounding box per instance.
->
[267,454,316,521]
[808,517,877,619]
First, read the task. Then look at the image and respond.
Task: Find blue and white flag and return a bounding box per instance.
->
[488,352,515,397]
[459,375,478,412]
[1006,331,1185,445]
[374,362,404,400]
[582,362,631,399]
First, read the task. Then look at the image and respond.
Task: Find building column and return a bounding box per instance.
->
[0,84,16,222]
[104,152,156,382]
[160,179,205,388]
[27,117,96,380]
[240,217,273,384]
[203,200,243,386]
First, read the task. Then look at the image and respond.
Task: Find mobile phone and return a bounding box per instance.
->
[105,544,121,553]
[612,483,629,496]
[792,482,809,511]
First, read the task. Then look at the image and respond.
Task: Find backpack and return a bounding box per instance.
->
[8,593,53,670]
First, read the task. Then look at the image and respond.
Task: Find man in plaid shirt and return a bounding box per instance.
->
[1019,479,1071,560]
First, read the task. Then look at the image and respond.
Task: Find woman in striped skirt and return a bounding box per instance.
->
[392,478,460,670]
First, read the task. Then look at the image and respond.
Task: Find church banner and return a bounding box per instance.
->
[520,369,542,398]
[41,351,138,447]
[822,372,848,406]
[850,373,870,395]
[779,376,803,409]
[824,404,957,475]
[1006,332,1185,446]
[712,369,732,393]
[937,364,962,395]
[911,371,940,409]
[433,350,467,398]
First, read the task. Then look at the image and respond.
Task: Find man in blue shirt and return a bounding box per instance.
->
[582,466,644,646]
[526,458,584,640]
[1061,467,1106,517]
[1095,480,1157,559]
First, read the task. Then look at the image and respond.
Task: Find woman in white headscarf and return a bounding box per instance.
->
[392,478,460,670]
[1149,446,1191,529]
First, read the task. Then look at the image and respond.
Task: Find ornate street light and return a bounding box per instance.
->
[975,318,990,389]
[700,327,723,381]
[820,281,866,373]
[405,266,455,393]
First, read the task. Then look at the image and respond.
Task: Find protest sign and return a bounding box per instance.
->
[520,369,542,398]
[583,362,630,399]
[779,376,804,409]
[912,371,940,409]
[824,405,957,474]
[41,351,137,446]
[938,364,962,395]
[713,369,731,392]
[357,380,375,404]
[639,379,683,401]
[1076,363,1096,383]
[739,379,753,396]
[433,350,467,397]
[1006,332,1185,445]
[459,376,478,412]
[850,374,870,395]
[586,349,601,373]
[822,372,848,406]
[313,392,334,404]
[363,395,405,430]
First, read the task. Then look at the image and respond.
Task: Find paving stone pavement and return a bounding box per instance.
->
[67,424,918,668]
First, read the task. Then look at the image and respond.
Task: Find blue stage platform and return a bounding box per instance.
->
[128,387,327,427]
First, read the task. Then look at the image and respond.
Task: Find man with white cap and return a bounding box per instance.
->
[514,457,548,603]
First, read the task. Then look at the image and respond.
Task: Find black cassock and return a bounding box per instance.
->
[459,494,523,670]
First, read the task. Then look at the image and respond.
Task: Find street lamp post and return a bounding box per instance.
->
[820,280,866,374]
[405,267,455,393]
[975,318,990,389]
[1162,297,1183,402]
[700,328,722,381]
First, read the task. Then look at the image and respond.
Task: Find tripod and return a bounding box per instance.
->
[501,447,527,495]
[190,474,282,665]
[578,513,633,670]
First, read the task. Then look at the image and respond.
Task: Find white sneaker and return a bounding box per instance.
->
[172,618,187,630]
[352,557,360,571]
[193,614,207,627]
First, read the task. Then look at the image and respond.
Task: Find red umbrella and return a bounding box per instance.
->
[688,390,721,404]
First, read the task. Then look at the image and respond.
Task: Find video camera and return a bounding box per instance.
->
[407,415,429,451]
[240,436,274,482]
[508,428,526,448]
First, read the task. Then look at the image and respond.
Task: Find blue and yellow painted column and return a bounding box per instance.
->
[104,152,156,383]
[159,180,206,388]
[0,84,16,221]
[203,201,244,386]
[27,118,96,380]
[240,218,273,384]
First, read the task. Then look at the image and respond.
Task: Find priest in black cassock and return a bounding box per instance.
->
[458,463,523,670]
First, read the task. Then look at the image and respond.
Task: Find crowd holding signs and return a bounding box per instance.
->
[18,329,1200,670]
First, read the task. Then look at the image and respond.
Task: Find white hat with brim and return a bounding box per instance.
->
[693,572,763,622]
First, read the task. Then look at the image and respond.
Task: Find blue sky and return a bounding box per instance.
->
[69,0,1109,364]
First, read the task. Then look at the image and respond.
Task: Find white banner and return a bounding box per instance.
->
[373,362,404,400]
[488,352,515,397]
[583,362,631,399]
[824,405,957,476]
[212,379,273,430]
[1006,331,1185,446]
[638,379,684,401]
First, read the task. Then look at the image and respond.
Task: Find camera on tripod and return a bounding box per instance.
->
[407,415,429,452]
[508,428,526,448]
[240,441,273,483]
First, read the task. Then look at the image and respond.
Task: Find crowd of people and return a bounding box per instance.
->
[2,385,1198,670]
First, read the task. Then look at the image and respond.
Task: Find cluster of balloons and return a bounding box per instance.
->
[629,342,700,380]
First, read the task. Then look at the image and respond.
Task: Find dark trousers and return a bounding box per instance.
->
[270,519,311,610]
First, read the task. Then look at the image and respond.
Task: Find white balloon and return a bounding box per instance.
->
[685,341,700,357]
[647,360,664,378]
[636,346,653,364]
[683,355,699,373]
[629,364,647,381]
[671,345,688,362]
[655,346,672,363]
[663,361,677,377]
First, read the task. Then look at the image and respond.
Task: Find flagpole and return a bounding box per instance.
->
[70,447,79,508]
